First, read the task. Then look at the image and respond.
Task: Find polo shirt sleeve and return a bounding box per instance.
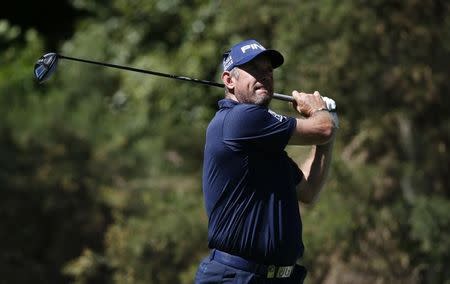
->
[223,104,296,152]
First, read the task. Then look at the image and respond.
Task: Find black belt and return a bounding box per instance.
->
[210,249,295,279]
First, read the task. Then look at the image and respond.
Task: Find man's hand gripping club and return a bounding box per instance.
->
[289,91,338,145]
[292,91,339,128]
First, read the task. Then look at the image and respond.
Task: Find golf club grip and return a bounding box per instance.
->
[273,93,294,102]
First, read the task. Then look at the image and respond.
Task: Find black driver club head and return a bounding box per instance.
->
[34,53,59,83]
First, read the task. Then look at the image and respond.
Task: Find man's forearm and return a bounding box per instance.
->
[297,138,335,204]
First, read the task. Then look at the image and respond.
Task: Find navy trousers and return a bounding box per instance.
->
[194,256,307,284]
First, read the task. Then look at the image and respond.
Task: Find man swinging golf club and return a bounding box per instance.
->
[195,39,338,283]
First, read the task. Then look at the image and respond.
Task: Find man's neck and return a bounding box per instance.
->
[225,93,239,103]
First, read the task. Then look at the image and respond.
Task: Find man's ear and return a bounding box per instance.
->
[222,71,235,90]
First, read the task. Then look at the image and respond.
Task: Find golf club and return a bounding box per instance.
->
[34,53,295,102]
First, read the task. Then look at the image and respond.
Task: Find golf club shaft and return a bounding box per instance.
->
[57,54,294,102]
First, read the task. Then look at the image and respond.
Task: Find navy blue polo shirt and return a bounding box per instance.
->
[202,99,304,265]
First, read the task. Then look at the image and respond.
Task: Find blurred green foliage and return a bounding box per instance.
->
[1,0,449,283]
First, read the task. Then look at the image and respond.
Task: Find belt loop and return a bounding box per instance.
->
[210,249,216,261]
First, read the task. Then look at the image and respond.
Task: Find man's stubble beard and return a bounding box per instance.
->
[231,68,273,107]
[236,90,272,107]
[254,92,272,107]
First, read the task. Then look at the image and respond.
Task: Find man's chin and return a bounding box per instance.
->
[255,92,272,106]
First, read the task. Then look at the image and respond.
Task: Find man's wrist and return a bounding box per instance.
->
[311,107,329,115]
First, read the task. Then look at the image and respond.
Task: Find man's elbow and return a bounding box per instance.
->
[297,186,321,204]
[316,121,335,144]
[299,191,320,204]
